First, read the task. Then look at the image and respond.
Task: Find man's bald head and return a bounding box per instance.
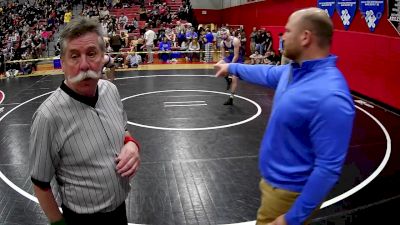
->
[291,7,333,48]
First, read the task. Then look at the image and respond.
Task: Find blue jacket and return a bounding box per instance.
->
[228,55,355,225]
[159,41,171,51]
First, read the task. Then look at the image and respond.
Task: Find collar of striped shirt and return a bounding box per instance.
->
[60,81,99,108]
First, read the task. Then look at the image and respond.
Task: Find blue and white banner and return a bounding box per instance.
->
[337,0,357,30]
[318,0,336,17]
[317,0,336,17]
[359,0,385,32]
[388,0,400,35]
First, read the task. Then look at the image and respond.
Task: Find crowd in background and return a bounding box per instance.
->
[0,0,284,76]
[248,27,283,65]
[0,0,78,76]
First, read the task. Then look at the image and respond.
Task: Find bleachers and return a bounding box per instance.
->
[110,0,184,22]
[104,0,198,64]
[108,0,188,42]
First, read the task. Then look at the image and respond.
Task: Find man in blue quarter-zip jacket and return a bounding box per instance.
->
[215,7,355,225]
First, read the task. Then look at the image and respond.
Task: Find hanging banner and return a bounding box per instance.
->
[359,0,385,32]
[388,0,400,35]
[337,0,357,30]
[317,0,337,17]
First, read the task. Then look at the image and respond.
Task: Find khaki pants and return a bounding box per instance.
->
[256,179,319,225]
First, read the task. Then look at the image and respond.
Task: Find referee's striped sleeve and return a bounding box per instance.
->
[108,81,128,131]
[29,110,56,188]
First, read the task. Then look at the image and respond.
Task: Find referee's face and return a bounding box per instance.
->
[62,32,104,97]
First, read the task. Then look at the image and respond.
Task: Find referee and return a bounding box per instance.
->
[29,18,140,225]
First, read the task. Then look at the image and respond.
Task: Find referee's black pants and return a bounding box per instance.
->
[62,202,127,225]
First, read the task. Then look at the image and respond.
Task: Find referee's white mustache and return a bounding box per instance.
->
[69,70,101,83]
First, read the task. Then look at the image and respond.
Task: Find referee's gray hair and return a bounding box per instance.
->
[60,17,105,57]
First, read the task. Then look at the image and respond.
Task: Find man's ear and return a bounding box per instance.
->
[301,30,312,47]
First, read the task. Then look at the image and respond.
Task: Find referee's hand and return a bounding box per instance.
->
[214,60,229,78]
[116,142,141,178]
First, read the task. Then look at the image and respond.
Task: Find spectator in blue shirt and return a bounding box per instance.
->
[185,27,198,41]
[204,28,214,63]
[158,36,172,63]
[215,7,355,225]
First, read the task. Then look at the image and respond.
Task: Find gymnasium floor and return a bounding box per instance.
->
[0,65,399,225]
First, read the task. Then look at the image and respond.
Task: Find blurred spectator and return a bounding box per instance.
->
[125,50,141,68]
[143,26,156,63]
[99,7,110,19]
[250,51,262,64]
[64,8,72,24]
[109,31,123,52]
[120,31,129,47]
[250,27,257,54]
[118,12,128,30]
[188,37,200,62]
[204,28,214,62]
[158,36,171,63]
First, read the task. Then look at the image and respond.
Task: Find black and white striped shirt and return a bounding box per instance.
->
[30,79,130,213]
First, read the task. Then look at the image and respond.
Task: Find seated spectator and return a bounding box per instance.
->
[120,31,129,47]
[177,30,186,46]
[158,36,172,63]
[250,51,263,64]
[133,17,139,30]
[129,36,139,50]
[139,6,147,21]
[118,13,128,30]
[185,27,198,42]
[268,50,281,65]
[105,42,113,53]
[135,35,144,49]
[262,51,273,65]
[113,0,122,8]
[114,54,125,68]
[188,37,200,62]
[135,35,146,60]
[165,28,176,44]
[125,50,142,68]
[126,18,138,33]
[109,32,123,52]
[263,50,280,65]
[20,48,34,75]
[99,7,110,19]
[180,40,188,51]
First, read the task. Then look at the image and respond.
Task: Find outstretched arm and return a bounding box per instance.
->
[215,61,287,89]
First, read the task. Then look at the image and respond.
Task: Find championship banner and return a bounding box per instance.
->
[337,0,357,30]
[388,0,400,34]
[359,0,385,32]
[317,0,337,17]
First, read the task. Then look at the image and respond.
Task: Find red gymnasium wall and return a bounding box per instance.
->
[193,0,400,110]
[193,9,222,25]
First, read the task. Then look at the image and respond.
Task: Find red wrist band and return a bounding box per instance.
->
[124,136,140,152]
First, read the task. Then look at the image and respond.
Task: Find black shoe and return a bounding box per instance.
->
[225,77,232,90]
[223,97,233,105]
